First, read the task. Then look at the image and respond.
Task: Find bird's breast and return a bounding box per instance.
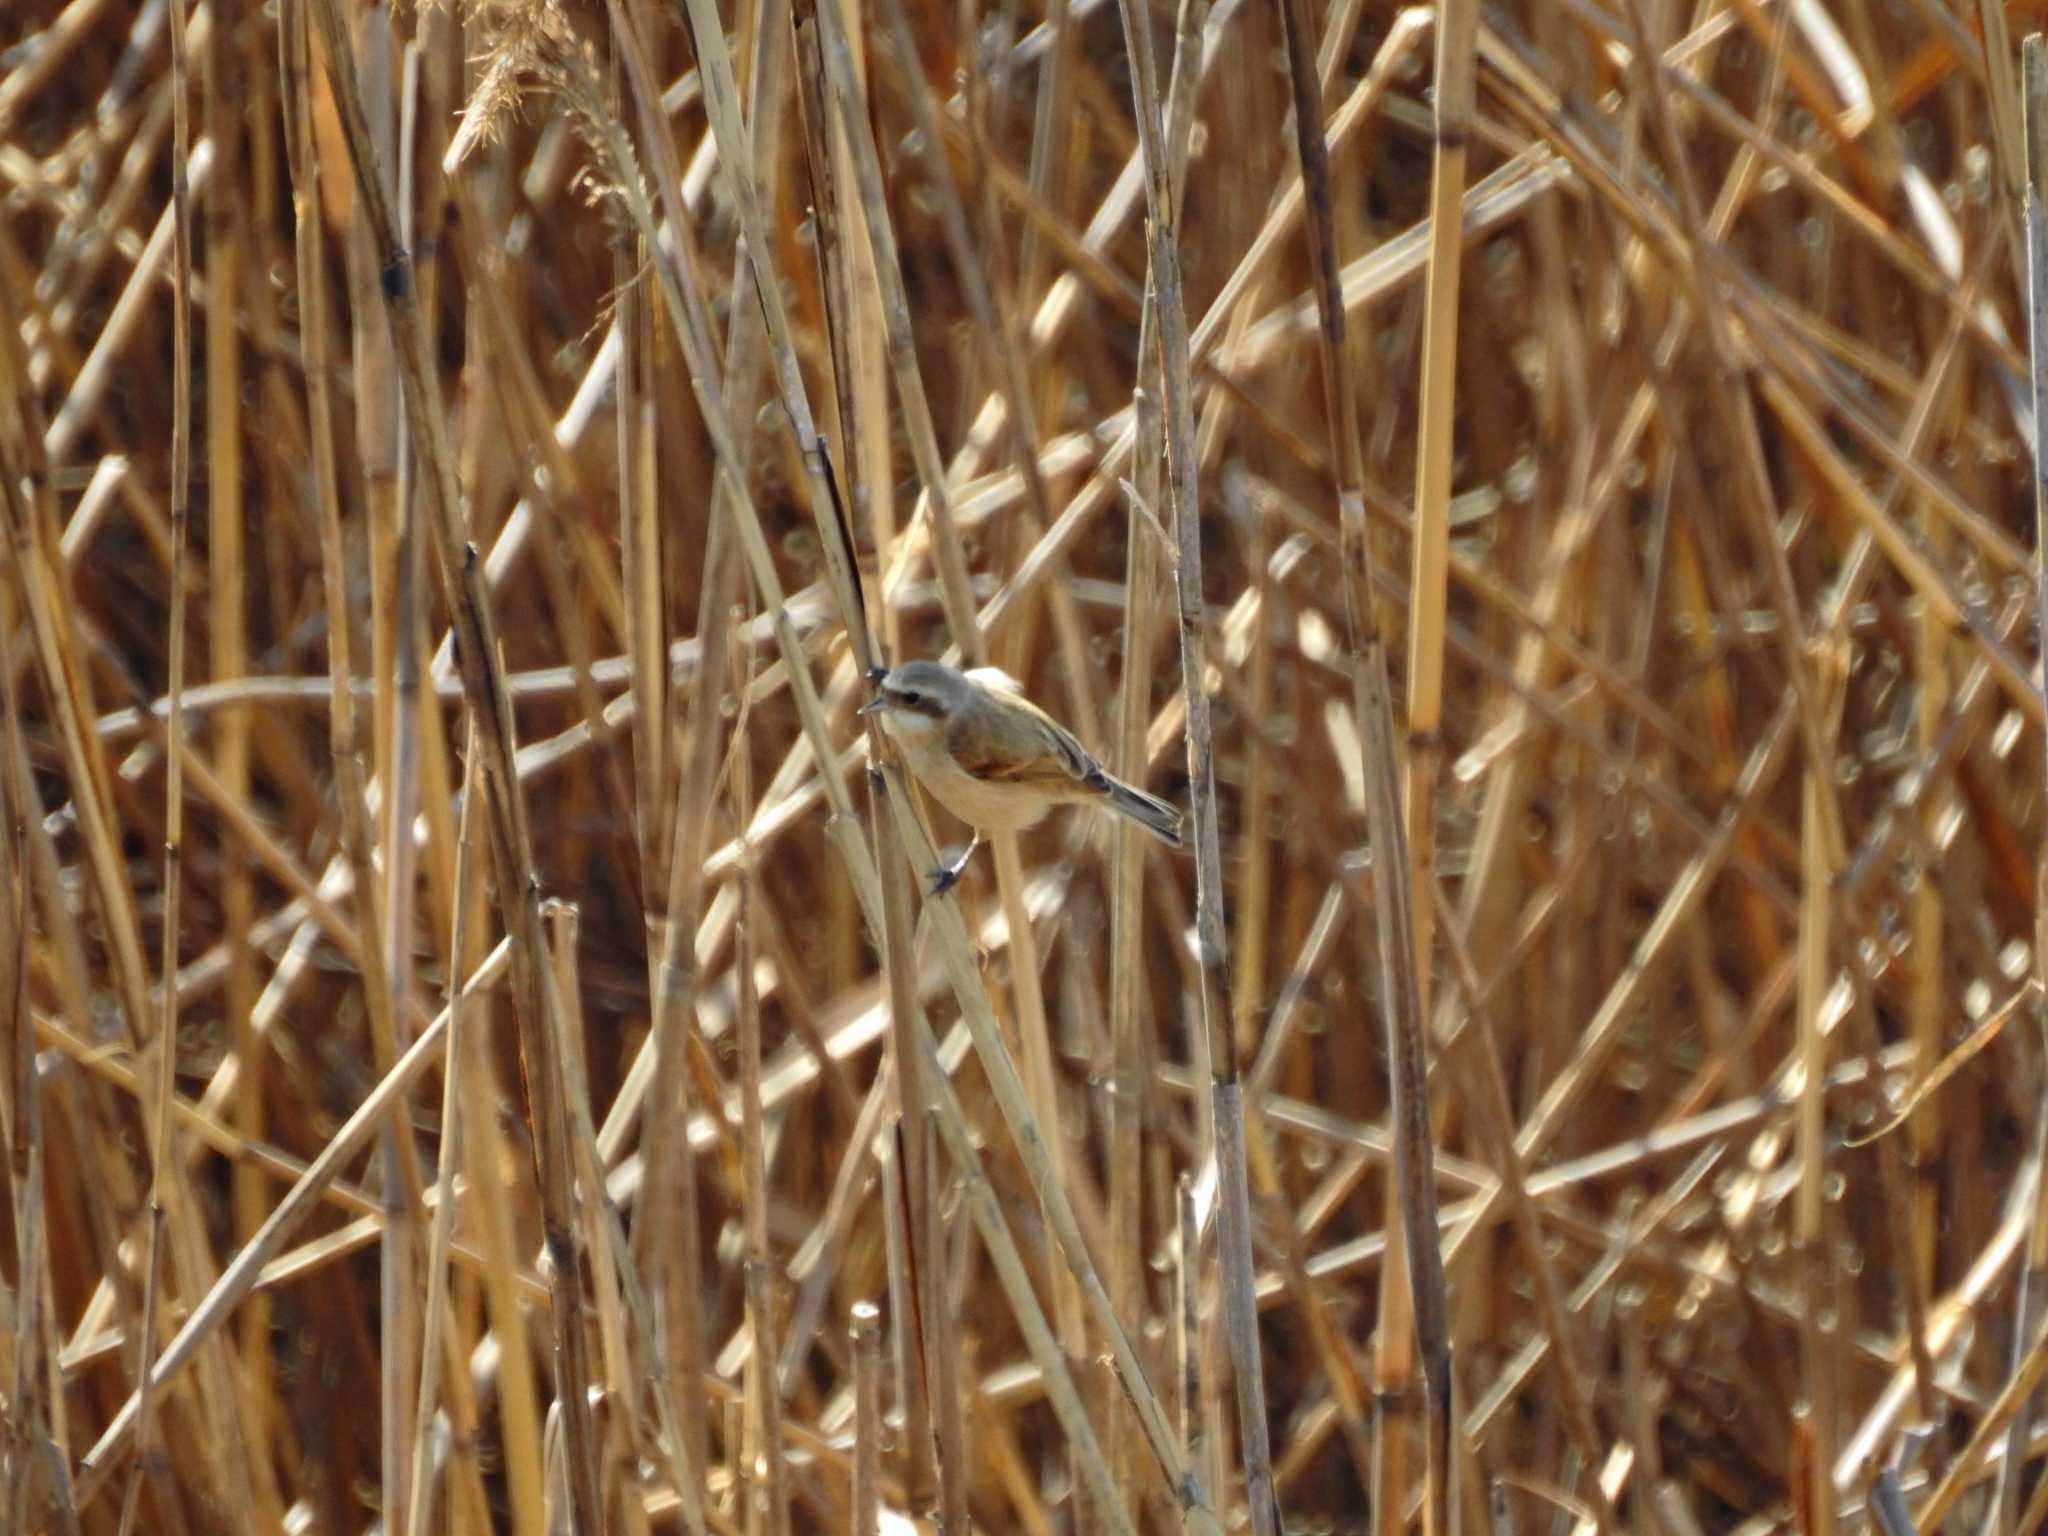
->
[896,734,1052,833]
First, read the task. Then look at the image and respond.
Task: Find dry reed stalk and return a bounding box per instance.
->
[850,1300,882,1536]
[1107,401,1165,1533]
[405,726,483,1536]
[731,625,794,1536]
[2004,32,2048,1536]
[866,0,1101,742]
[1104,6,1202,1517]
[866,774,939,1514]
[1108,0,1275,1530]
[1428,889,1622,1536]
[293,0,573,1290]
[0,606,66,1535]
[876,1121,933,1515]
[1380,5,1476,1526]
[197,5,272,1495]
[117,0,194,1522]
[1795,663,1843,1536]
[917,1109,970,1535]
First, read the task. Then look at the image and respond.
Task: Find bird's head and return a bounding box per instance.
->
[858,660,971,739]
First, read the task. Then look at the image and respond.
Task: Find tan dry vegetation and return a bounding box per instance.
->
[5,0,2048,1531]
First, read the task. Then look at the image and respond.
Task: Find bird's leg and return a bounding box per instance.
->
[928,833,984,895]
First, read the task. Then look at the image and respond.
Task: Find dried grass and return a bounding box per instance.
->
[6,0,2048,1531]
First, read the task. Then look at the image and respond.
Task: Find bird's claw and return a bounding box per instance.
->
[926,837,981,896]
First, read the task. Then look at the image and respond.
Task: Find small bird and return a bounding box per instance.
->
[860,659,1184,890]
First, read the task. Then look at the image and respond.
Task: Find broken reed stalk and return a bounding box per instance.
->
[851,1301,883,1536]
[119,0,194,1523]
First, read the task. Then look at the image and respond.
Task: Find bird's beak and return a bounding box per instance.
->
[858,695,891,716]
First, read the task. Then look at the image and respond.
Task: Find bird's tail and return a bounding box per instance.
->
[1104,778,1184,848]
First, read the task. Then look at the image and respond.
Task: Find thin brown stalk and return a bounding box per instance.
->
[1106,425,1164,1530]
[866,771,939,1515]
[800,0,982,664]
[117,0,193,1519]
[405,725,482,1536]
[199,4,269,1496]
[1107,0,1276,1530]
[1377,1,1476,1527]
[918,1110,971,1535]
[0,602,69,1536]
[2006,32,2048,1536]
[732,627,793,1536]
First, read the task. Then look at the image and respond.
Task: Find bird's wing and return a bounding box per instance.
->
[950,710,1100,787]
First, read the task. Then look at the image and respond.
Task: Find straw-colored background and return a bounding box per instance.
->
[2,0,2044,1530]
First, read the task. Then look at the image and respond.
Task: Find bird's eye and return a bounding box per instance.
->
[900,691,923,708]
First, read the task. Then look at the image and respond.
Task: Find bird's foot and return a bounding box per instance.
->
[926,836,982,896]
